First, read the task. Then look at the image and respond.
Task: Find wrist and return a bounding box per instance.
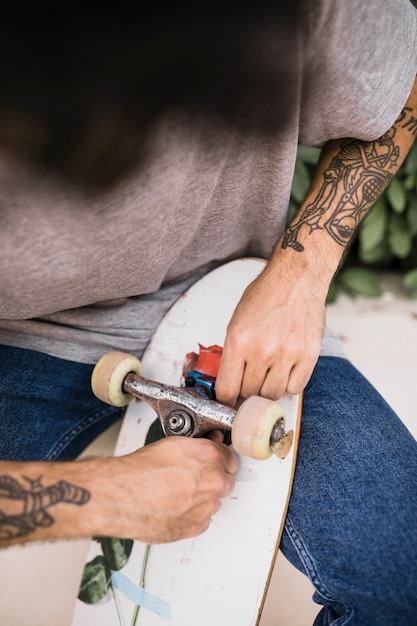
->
[269,231,340,296]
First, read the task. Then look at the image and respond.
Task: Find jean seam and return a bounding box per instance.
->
[45,405,122,460]
[284,516,354,625]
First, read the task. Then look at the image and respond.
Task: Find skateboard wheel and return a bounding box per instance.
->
[91,351,143,407]
[231,396,285,460]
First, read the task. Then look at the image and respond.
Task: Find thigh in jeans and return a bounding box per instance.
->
[0,345,124,461]
[280,356,417,626]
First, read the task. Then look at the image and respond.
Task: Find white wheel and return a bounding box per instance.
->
[231,396,286,460]
[91,351,143,407]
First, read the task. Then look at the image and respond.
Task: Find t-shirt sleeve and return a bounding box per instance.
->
[299,0,417,146]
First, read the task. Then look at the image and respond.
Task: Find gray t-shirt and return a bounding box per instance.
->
[0,0,416,363]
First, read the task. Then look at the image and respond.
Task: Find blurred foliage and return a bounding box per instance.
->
[290,141,417,301]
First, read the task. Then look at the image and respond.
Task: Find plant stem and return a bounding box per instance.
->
[111,583,126,626]
[130,544,152,626]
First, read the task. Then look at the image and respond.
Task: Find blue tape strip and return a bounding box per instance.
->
[112,571,172,621]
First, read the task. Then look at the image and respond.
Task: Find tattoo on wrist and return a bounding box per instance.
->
[0,474,90,542]
[396,106,417,137]
[283,104,417,252]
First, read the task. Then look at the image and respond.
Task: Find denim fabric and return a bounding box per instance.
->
[281,356,417,625]
[0,345,124,461]
[1,345,416,623]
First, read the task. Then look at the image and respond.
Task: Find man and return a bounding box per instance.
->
[1,3,417,623]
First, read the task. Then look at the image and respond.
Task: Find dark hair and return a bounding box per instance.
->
[0,9,297,187]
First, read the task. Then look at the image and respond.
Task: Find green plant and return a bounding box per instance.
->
[290,142,417,300]
[78,537,133,605]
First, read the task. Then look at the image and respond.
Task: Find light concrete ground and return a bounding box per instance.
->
[1,273,416,626]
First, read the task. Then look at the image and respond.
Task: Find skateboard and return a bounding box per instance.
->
[71,257,303,626]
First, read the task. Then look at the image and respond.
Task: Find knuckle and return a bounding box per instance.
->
[261,342,279,362]
[228,451,239,474]
[208,470,233,498]
[215,385,237,405]
[227,325,250,351]
[280,344,299,361]
[261,386,283,401]
[304,349,319,366]
[211,473,228,496]
[286,371,307,395]
[210,499,221,517]
[206,443,224,465]
[302,339,320,361]
[197,518,211,535]
[197,437,218,457]
[185,521,208,539]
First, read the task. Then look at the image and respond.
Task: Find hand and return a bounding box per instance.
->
[214,258,326,406]
[107,432,238,544]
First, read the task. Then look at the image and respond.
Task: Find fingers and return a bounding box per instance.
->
[211,256,327,404]
[215,347,245,407]
[206,434,239,477]
[259,350,319,399]
[113,431,238,544]
[216,341,321,405]
[162,438,237,541]
[206,429,225,444]
[285,353,320,395]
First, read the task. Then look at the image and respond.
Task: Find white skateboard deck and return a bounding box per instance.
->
[72,258,302,626]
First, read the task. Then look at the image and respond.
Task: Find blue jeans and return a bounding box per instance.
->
[281,357,417,625]
[0,345,124,460]
[1,346,416,624]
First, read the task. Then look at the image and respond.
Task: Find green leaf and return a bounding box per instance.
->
[286,198,299,225]
[358,198,387,254]
[296,144,321,165]
[406,193,417,236]
[339,267,382,297]
[388,214,413,258]
[78,555,111,604]
[404,268,417,290]
[403,171,416,191]
[386,177,407,213]
[291,158,311,204]
[326,281,339,304]
[404,142,417,175]
[99,537,134,571]
[358,241,391,265]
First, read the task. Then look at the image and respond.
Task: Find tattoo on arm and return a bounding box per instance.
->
[283,104,417,252]
[0,474,90,542]
[397,106,417,136]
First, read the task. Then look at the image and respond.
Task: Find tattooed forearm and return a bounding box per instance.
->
[283,103,416,252]
[0,474,90,541]
[397,106,417,136]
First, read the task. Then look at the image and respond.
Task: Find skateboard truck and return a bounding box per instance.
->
[122,371,286,444]
[123,371,235,437]
[91,351,292,460]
